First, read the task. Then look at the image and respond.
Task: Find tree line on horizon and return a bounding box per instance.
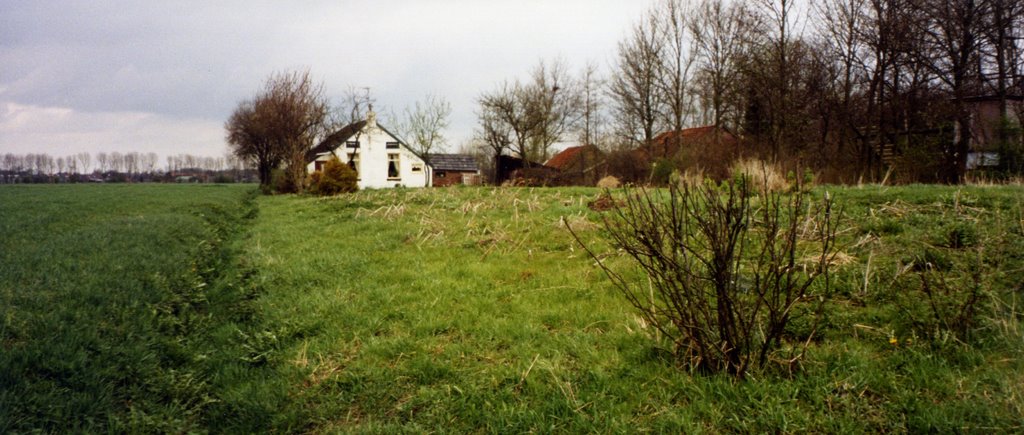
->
[473,0,1023,184]
[0,151,252,184]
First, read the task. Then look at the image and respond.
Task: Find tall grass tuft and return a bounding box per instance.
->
[730,158,788,192]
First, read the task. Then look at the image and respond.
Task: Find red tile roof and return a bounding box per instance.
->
[545,146,587,170]
[652,125,723,144]
[642,126,737,159]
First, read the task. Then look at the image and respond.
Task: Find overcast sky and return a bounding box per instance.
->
[0,0,654,161]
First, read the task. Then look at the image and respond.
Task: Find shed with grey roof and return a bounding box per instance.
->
[426,154,480,186]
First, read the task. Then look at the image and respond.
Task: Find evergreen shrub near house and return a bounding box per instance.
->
[649,158,676,186]
[309,156,357,196]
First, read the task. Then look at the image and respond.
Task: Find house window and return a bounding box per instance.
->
[346,141,360,149]
[411,164,423,172]
[315,161,325,172]
[386,141,400,149]
[348,153,360,174]
[387,153,400,179]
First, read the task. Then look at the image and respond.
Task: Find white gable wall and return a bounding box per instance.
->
[307,123,431,189]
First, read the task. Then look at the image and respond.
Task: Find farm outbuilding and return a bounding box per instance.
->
[545,144,607,186]
[426,154,480,186]
[496,155,559,186]
[647,126,740,179]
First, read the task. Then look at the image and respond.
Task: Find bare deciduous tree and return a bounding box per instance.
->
[747,0,805,160]
[475,101,513,183]
[226,99,277,187]
[657,0,698,156]
[478,59,580,165]
[812,0,869,174]
[916,0,990,182]
[529,59,581,162]
[76,152,92,175]
[226,69,330,192]
[608,10,666,151]
[691,0,754,131]
[339,86,376,127]
[479,81,537,164]
[144,152,158,173]
[96,152,109,173]
[577,61,608,148]
[397,95,452,164]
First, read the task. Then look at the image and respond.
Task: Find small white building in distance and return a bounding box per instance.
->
[306,112,431,188]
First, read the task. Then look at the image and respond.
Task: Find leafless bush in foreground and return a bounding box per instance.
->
[569,178,841,378]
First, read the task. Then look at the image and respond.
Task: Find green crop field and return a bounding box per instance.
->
[0,184,261,432]
[2,183,1022,432]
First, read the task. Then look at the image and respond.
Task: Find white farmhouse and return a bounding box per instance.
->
[306,112,431,188]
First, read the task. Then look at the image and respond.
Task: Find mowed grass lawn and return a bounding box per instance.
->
[1,183,1022,432]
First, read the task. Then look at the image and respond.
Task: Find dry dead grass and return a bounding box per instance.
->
[964,173,1024,186]
[730,158,789,192]
[596,176,621,189]
[677,167,707,188]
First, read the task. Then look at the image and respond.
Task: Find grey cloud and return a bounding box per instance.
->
[2,0,650,157]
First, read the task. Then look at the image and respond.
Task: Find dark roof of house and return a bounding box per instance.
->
[427,154,478,172]
[544,145,604,170]
[305,120,367,163]
[305,120,433,166]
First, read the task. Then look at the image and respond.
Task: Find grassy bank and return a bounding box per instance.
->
[0,184,257,432]
[242,185,1022,432]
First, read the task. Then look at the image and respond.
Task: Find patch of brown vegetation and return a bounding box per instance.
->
[587,193,620,212]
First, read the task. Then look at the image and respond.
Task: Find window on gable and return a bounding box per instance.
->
[387,153,400,179]
[386,141,400,149]
[412,164,423,172]
[346,141,360,149]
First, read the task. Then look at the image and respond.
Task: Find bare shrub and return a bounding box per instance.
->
[731,158,788,192]
[893,234,994,345]
[907,260,985,343]
[568,179,841,378]
[597,176,621,189]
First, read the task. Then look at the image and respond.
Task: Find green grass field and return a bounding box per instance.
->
[0,184,260,432]
[2,184,1022,432]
